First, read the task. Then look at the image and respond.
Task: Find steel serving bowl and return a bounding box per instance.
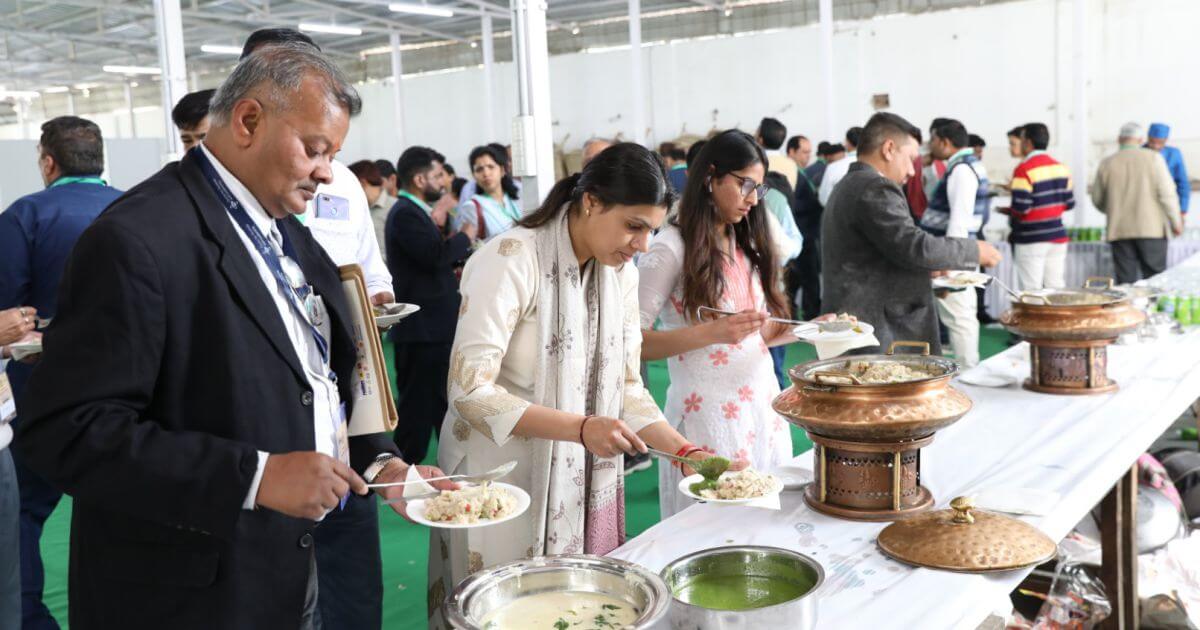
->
[772,341,972,441]
[661,545,824,630]
[442,554,671,629]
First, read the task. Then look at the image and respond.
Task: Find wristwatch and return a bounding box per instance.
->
[363,453,400,484]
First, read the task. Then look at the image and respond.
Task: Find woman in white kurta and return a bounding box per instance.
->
[428,144,733,628]
[639,130,798,519]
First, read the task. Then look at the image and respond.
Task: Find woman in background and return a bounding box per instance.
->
[455,145,522,241]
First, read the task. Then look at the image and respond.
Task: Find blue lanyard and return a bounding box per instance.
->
[193,148,332,369]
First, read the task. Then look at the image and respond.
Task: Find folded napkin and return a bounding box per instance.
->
[810,332,880,360]
[402,464,438,499]
[956,355,1026,388]
[10,342,42,362]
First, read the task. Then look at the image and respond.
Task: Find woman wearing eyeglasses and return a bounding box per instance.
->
[638,129,800,518]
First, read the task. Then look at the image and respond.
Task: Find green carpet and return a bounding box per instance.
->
[37,327,1012,627]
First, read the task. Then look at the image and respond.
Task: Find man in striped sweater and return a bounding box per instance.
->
[1004,123,1074,290]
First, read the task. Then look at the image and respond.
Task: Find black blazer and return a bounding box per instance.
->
[15,152,397,629]
[384,195,471,344]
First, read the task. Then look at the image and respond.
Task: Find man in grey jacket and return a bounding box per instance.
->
[822,112,1003,354]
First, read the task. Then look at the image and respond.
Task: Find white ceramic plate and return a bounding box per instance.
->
[374,303,420,329]
[405,482,531,530]
[793,321,875,342]
[678,472,784,505]
[932,271,992,290]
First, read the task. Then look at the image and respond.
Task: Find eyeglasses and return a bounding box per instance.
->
[726,173,769,200]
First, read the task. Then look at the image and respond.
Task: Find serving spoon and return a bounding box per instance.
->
[365,460,517,490]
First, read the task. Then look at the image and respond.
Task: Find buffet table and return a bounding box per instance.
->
[611,255,1200,629]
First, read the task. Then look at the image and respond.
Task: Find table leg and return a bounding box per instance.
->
[1098,465,1138,630]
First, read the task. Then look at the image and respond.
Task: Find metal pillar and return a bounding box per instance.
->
[481,14,497,141]
[66,90,76,115]
[511,0,555,208]
[389,31,406,149]
[1070,0,1090,226]
[628,0,645,145]
[818,0,835,142]
[125,81,138,139]
[154,0,188,156]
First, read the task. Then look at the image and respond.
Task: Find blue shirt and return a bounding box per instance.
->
[1158,145,1190,213]
[0,178,122,412]
[667,164,688,193]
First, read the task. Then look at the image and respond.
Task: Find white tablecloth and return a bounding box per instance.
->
[610,310,1200,628]
[982,240,1200,319]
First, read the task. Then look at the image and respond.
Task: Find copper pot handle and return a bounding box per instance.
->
[1085,276,1115,290]
[811,370,864,385]
[950,496,976,524]
[887,341,930,356]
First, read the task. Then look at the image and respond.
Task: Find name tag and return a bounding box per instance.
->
[0,373,15,423]
[314,194,351,221]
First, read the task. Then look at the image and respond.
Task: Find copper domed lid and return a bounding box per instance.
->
[877,497,1057,573]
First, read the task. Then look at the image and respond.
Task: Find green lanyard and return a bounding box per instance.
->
[397,190,433,214]
[49,175,106,188]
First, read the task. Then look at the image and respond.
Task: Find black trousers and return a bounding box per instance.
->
[313,494,380,629]
[786,234,822,320]
[392,341,452,464]
[1111,238,1168,284]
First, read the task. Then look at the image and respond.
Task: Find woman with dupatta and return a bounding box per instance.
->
[427,143,736,626]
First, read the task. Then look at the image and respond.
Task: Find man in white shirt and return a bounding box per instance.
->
[923,119,990,368]
[818,126,863,207]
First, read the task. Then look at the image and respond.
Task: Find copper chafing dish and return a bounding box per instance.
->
[1001,277,1145,395]
[772,342,972,521]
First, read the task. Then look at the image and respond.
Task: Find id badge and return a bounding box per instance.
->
[0,373,15,423]
[314,194,351,221]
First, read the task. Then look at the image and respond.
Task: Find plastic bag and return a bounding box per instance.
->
[1031,561,1111,630]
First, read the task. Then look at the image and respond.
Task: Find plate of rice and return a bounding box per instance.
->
[407,482,530,530]
[678,469,783,505]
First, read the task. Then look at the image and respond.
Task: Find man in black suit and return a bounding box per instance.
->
[15,42,447,629]
[386,147,475,463]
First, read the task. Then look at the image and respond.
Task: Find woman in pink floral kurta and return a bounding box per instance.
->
[638,225,792,518]
[638,131,795,519]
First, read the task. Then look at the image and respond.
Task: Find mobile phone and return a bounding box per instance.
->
[315,193,351,221]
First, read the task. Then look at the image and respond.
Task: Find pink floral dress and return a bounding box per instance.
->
[637,226,792,518]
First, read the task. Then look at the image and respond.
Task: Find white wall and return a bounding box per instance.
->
[3,0,1196,224]
[0,138,166,207]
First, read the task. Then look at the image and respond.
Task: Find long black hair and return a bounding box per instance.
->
[518,142,677,229]
[468,145,520,201]
[673,129,786,320]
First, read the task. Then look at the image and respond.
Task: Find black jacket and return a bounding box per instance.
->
[15,152,397,629]
[821,162,979,354]
[385,194,472,344]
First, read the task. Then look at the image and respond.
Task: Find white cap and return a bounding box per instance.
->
[1119,122,1144,139]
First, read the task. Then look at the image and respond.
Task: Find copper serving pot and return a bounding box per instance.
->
[773,342,973,521]
[773,341,973,442]
[1000,277,1145,342]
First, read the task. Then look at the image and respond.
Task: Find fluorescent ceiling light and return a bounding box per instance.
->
[388,2,454,17]
[201,44,243,55]
[103,64,161,75]
[298,22,362,36]
[42,86,70,93]
[0,90,41,99]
